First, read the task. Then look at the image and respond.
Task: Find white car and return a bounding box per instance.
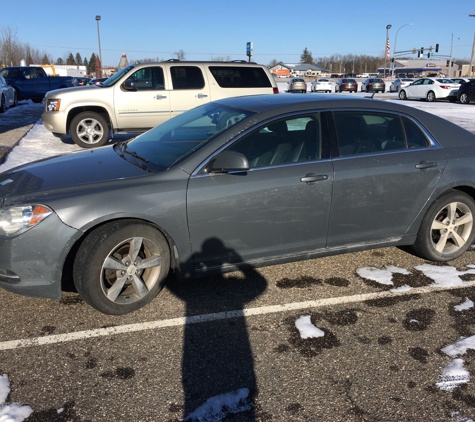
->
[310,78,332,93]
[398,78,460,102]
[0,75,17,113]
[389,78,414,92]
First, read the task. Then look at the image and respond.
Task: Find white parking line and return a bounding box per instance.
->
[1,282,474,351]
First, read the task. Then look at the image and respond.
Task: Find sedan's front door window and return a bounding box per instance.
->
[227,114,322,168]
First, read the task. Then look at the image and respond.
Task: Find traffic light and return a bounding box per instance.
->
[428,53,430,58]
[435,44,439,53]
[421,47,424,54]
[446,60,450,66]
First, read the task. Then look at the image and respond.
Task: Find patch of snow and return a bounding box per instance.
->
[436,358,470,392]
[455,298,474,312]
[416,264,475,288]
[356,265,410,286]
[295,315,325,339]
[0,374,33,422]
[184,388,252,422]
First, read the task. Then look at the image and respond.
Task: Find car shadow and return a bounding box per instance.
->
[166,237,267,420]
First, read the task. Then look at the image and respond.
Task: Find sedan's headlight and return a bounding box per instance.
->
[46,98,61,112]
[0,205,52,236]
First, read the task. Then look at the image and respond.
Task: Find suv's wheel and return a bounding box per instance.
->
[12,91,18,107]
[459,92,470,104]
[70,112,109,148]
[399,90,407,100]
[411,191,475,262]
[427,91,436,102]
[0,95,5,113]
[74,220,171,315]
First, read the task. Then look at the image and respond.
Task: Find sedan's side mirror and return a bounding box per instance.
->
[206,151,250,173]
[122,79,136,91]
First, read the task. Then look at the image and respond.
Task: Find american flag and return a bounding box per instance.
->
[386,39,391,61]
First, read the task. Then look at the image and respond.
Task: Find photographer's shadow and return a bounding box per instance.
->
[167,238,267,420]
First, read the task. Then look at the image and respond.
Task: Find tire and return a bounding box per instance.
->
[426,91,436,102]
[0,95,5,113]
[70,111,109,148]
[459,92,470,104]
[74,220,171,315]
[399,90,407,100]
[411,191,475,262]
[12,91,18,107]
[382,89,385,93]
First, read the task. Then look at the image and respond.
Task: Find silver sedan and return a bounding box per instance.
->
[0,75,17,113]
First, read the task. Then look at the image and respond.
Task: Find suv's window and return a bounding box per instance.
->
[209,66,272,88]
[170,66,205,89]
[227,114,322,168]
[334,111,424,156]
[129,66,165,90]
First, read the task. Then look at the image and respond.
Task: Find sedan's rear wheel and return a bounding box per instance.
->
[74,220,171,315]
[399,90,407,100]
[460,92,470,104]
[411,191,475,262]
[70,111,109,148]
[426,91,436,102]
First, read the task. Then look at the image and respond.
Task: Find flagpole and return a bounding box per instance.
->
[384,24,392,78]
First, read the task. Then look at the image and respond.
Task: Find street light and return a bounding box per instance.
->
[384,24,392,78]
[391,23,413,78]
[95,15,103,78]
[469,14,475,77]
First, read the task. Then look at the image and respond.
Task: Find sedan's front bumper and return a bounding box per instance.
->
[0,212,81,299]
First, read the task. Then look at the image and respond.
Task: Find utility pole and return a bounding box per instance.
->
[470,15,475,77]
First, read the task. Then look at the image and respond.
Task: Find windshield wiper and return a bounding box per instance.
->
[115,141,150,169]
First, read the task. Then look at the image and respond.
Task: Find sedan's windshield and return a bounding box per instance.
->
[116,103,254,171]
[102,65,135,87]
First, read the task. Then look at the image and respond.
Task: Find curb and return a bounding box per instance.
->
[0,123,36,164]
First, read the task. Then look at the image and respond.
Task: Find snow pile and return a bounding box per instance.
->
[415,264,475,288]
[0,374,33,422]
[295,315,325,339]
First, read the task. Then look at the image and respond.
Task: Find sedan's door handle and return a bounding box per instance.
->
[300,173,328,184]
[415,161,438,169]
[196,93,208,98]
[154,95,167,100]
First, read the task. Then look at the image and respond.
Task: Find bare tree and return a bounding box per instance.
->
[267,59,279,67]
[173,49,186,61]
[0,25,21,66]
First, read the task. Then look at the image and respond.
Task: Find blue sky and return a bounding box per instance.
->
[2,0,475,67]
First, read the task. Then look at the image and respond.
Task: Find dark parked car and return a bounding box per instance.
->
[1,94,475,315]
[335,78,358,92]
[89,77,108,86]
[360,78,386,93]
[72,77,91,86]
[287,78,307,93]
[457,79,475,104]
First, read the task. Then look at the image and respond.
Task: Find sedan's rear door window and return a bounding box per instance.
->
[334,111,431,156]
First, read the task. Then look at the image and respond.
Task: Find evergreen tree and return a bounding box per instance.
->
[300,48,314,64]
[66,52,75,65]
[88,53,97,74]
[56,57,64,65]
[83,57,89,73]
[42,54,50,65]
[75,52,82,65]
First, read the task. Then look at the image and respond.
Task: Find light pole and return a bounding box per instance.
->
[469,14,475,77]
[95,15,103,77]
[391,23,413,78]
[384,24,392,78]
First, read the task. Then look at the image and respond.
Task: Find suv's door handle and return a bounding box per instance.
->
[415,161,438,169]
[196,93,208,98]
[300,173,328,184]
[154,95,167,100]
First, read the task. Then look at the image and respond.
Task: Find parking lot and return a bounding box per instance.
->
[1,92,475,421]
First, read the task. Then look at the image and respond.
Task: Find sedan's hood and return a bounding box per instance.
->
[0,146,147,198]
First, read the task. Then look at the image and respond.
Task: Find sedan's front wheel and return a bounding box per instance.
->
[411,191,475,262]
[399,90,407,100]
[74,220,171,315]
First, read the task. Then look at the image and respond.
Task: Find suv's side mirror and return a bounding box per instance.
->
[122,79,136,91]
[205,151,250,173]
[23,73,31,80]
